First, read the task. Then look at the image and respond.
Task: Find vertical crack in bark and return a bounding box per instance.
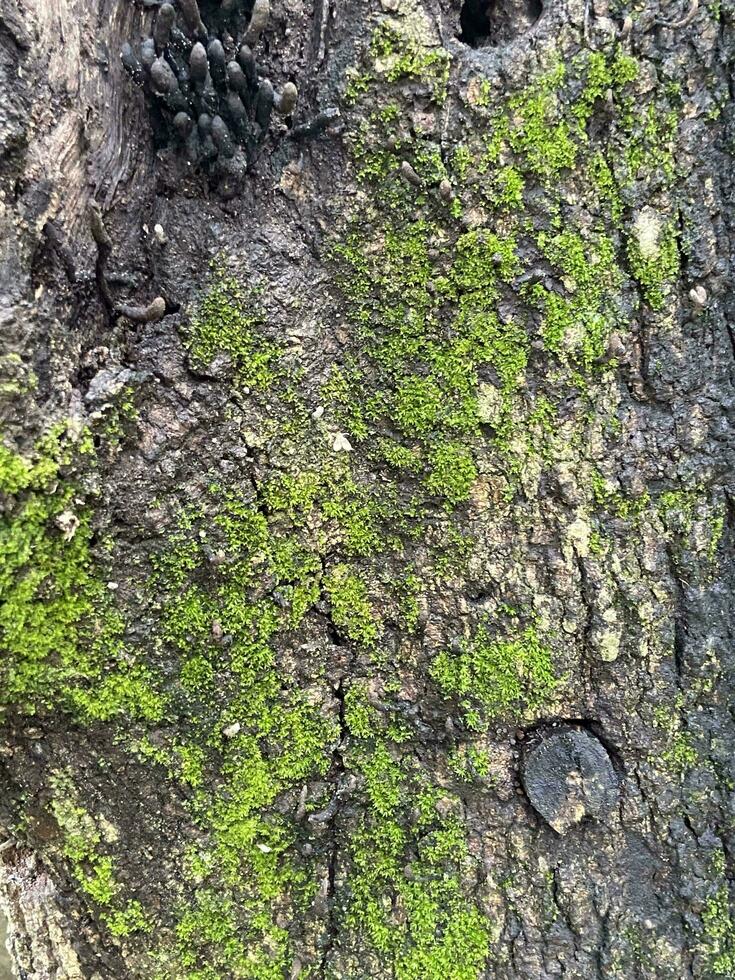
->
[672,613,686,685]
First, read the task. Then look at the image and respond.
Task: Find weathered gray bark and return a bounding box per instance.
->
[1,0,734,977]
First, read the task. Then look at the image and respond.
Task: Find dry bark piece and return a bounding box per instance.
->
[521,729,618,834]
[89,202,114,311]
[400,160,422,186]
[290,107,340,139]
[656,0,698,27]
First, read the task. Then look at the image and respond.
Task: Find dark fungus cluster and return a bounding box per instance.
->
[121,0,339,191]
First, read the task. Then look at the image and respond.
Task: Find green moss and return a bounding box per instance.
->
[0,427,162,722]
[107,900,153,937]
[0,353,37,399]
[379,438,421,472]
[590,469,650,520]
[397,571,422,632]
[71,666,165,723]
[448,745,493,783]
[702,886,735,976]
[707,511,726,563]
[370,23,450,103]
[0,430,93,707]
[625,103,678,185]
[50,772,151,936]
[345,744,492,978]
[173,891,269,978]
[147,490,343,976]
[188,266,280,391]
[533,228,622,370]
[344,69,373,104]
[345,682,379,739]
[453,145,472,181]
[491,165,525,210]
[263,470,321,522]
[503,61,577,180]
[430,622,557,728]
[587,151,623,224]
[661,731,698,775]
[176,743,207,788]
[321,471,389,556]
[82,855,118,906]
[653,702,700,777]
[324,564,378,645]
[626,219,680,310]
[393,375,444,434]
[425,443,477,508]
[181,654,215,693]
[572,48,639,128]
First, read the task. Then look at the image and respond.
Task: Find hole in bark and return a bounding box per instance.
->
[460,0,543,46]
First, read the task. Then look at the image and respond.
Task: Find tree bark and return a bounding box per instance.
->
[1,0,734,977]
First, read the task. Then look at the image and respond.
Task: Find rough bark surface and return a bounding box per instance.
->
[1,0,734,977]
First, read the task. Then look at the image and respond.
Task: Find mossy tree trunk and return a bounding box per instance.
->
[1,0,735,977]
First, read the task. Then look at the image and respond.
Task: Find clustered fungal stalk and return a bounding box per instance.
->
[121,0,310,191]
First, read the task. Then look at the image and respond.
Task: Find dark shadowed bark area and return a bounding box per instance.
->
[1,0,735,976]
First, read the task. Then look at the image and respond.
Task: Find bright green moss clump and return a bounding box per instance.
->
[430,622,557,729]
[188,267,280,390]
[145,494,343,975]
[332,37,684,515]
[702,885,735,977]
[532,227,622,369]
[0,426,163,722]
[324,563,378,645]
[0,430,97,708]
[346,743,492,980]
[501,62,577,180]
[425,442,477,508]
[344,682,379,738]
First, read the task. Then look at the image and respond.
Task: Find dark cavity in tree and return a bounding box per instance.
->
[460,0,543,47]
